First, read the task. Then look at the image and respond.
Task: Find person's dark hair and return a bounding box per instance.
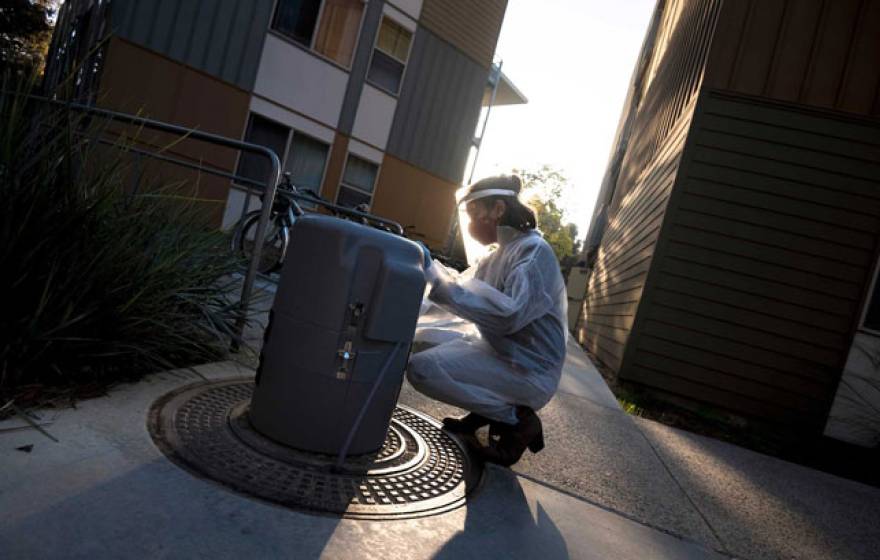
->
[468,174,537,232]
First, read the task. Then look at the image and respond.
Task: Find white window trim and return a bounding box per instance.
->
[268,0,369,71]
[365,13,415,97]
[347,137,384,164]
[336,153,381,207]
[382,2,417,31]
[231,112,293,191]
[250,95,336,144]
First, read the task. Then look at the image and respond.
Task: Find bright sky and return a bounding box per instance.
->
[471,0,656,239]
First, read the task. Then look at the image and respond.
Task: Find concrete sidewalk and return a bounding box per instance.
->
[1,357,720,560]
[1,341,879,559]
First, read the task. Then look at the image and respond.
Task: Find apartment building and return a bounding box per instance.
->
[46,0,525,251]
[579,0,880,444]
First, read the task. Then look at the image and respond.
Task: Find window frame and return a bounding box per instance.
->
[860,255,880,336]
[285,129,332,198]
[234,113,294,189]
[365,14,415,96]
[335,152,380,209]
[268,0,368,71]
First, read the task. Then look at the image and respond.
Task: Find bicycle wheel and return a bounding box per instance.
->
[233,211,290,274]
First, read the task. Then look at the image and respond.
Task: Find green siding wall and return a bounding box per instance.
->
[621,91,880,429]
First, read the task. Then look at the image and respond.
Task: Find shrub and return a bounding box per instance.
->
[0,77,247,407]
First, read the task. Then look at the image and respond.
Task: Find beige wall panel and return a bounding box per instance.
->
[254,34,349,128]
[419,0,506,67]
[352,84,397,150]
[371,155,458,249]
[388,0,423,20]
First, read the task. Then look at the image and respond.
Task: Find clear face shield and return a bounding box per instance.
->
[455,185,519,266]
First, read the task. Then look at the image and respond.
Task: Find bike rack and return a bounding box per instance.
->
[24,95,281,349]
[280,188,405,235]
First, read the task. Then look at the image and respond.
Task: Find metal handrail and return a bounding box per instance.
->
[25,95,281,347]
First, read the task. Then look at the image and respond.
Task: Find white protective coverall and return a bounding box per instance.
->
[407,226,568,425]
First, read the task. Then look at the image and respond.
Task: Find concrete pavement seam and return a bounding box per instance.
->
[510,469,737,559]
[630,420,733,557]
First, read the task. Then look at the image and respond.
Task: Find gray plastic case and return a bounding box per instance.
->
[249,214,426,455]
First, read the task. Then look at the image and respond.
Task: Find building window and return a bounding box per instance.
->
[236,113,330,197]
[237,114,290,187]
[367,17,412,95]
[336,154,378,209]
[285,132,330,207]
[272,0,364,68]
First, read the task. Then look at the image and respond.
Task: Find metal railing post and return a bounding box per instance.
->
[234,152,281,350]
[20,94,285,349]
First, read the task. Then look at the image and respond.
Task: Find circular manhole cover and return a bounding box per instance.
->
[148,379,482,519]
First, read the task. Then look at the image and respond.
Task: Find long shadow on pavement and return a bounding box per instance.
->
[1,458,344,559]
[434,465,568,560]
[635,417,880,560]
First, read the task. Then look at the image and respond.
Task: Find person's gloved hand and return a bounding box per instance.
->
[415,241,432,269]
[415,241,441,284]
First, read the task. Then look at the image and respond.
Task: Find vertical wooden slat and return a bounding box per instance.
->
[761,0,790,97]
[707,0,877,116]
[730,0,786,95]
[763,0,823,102]
[835,0,880,114]
[802,0,862,108]
[725,0,756,91]
[832,0,868,108]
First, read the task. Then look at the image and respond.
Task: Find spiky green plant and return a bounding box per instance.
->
[0,74,249,407]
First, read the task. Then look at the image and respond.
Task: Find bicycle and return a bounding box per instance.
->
[231,172,404,274]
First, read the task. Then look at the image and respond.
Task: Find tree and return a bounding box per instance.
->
[511,165,582,266]
[0,0,55,76]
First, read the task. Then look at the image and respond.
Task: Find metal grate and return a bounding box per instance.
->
[149,380,481,519]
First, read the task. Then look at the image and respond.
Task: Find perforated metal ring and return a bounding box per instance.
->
[148,379,482,519]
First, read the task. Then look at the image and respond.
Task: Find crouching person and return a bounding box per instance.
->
[408,175,568,467]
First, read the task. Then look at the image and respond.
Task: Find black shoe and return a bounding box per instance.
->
[442,412,491,436]
[479,407,544,467]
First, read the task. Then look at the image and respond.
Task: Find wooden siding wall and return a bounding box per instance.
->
[704,0,880,118]
[581,111,691,370]
[610,0,722,211]
[419,0,506,68]
[580,0,722,370]
[621,91,880,429]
